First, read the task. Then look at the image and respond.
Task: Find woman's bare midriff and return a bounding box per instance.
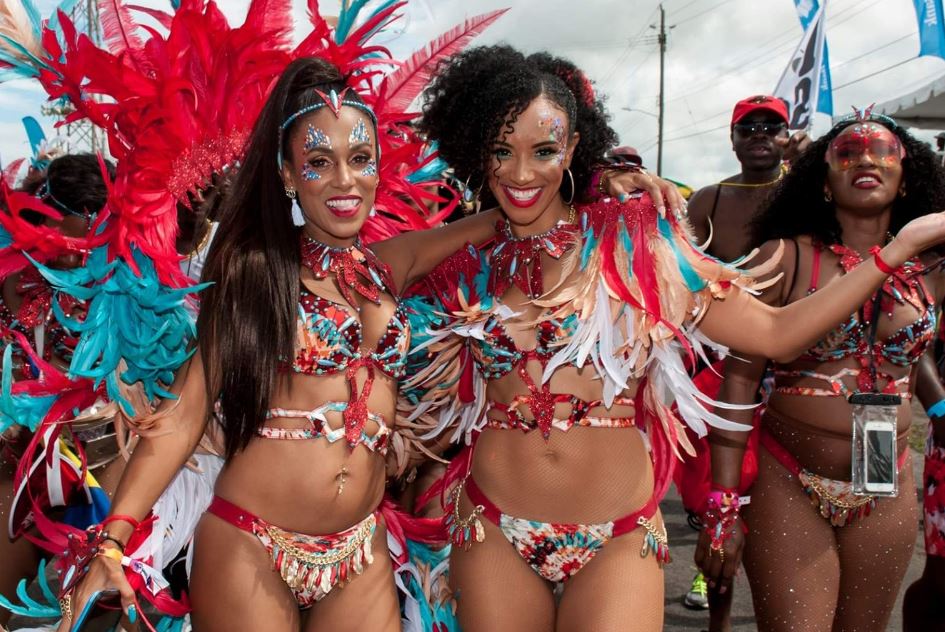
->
[764,362,914,480]
[763,245,930,480]
[212,369,391,535]
[474,363,653,523]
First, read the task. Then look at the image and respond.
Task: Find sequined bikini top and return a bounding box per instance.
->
[288,287,410,379]
[471,311,579,380]
[798,243,935,368]
[471,217,581,379]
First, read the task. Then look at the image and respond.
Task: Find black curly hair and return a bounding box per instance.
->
[15,153,116,226]
[420,45,617,207]
[751,119,945,248]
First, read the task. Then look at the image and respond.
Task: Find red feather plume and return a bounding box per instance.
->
[380,8,509,112]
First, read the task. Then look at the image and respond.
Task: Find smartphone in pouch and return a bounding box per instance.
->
[863,421,896,493]
[848,392,901,497]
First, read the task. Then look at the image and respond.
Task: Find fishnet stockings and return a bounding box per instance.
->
[743,447,917,632]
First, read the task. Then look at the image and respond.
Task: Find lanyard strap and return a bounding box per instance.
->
[860,291,884,393]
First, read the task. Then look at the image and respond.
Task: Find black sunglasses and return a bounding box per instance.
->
[733,122,788,137]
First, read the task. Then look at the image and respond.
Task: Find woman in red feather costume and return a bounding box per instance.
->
[401,46,945,631]
[19,1,502,629]
[58,51,509,631]
[0,154,116,629]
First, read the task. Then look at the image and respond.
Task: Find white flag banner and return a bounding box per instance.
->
[773,1,827,129]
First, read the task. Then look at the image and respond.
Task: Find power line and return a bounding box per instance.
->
[641,122,729,152]
[632,0,899,143]
[649,30,917,136]
[830,32,913,71]
[625,0,913,163]
[671,0,705,18]
[673,0,737,26]
[645,53,919,133]
[833,57,914,91]
[656,0,877,106]
[600,4,661,84]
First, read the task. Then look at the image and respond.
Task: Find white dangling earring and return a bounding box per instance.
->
[369,207,377,217]
[291,200,306,227]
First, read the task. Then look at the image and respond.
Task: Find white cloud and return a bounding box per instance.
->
[3,0,941,191]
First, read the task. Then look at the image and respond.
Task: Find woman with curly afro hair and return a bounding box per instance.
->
[696,112,945,632]
[406,45,945,631]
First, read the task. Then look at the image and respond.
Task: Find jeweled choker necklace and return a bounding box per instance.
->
[488,206,578,299]
[300,234,395,307]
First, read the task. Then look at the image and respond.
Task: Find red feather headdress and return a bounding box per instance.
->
[34,0,294,287]
[31,0,510,278]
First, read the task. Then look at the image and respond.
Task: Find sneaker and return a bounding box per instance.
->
[686,511,704,531]
[683,571,709,610]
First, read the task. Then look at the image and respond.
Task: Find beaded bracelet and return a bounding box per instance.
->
[702,487,749,559]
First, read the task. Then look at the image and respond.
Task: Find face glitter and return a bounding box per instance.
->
[349,119,371,147]
[361,160,378,177]
[549,117,565,144]
[538,112,568,164]
[301,163,320,181]
[304,125,331,152]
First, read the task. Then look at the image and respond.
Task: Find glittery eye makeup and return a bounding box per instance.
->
[301,163,320,181]
[361,160,378,177]
[538,112,568,164]
[303,124,331,152]
[349,119,371,147]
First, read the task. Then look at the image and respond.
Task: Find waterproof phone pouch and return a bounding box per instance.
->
[849,392,900,497]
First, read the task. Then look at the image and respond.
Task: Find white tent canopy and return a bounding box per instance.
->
[844,74,945,129]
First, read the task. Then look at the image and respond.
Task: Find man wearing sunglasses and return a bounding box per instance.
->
[687,95,809,261]
[678,95,809,631]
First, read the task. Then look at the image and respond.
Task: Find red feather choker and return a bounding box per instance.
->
[488,210,578,299]
[300,234,395,307]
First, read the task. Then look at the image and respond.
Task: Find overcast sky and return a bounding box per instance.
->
[1,0,942,190]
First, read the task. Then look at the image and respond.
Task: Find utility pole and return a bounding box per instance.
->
[41,0,104,154]
[656,4,666,176]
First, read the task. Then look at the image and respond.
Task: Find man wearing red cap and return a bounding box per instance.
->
[678,95,809,632]
[687,95,809,260]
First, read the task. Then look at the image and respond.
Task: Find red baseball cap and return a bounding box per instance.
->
[606,146,643,166]
[731,95,789,128]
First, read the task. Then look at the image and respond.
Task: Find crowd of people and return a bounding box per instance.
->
[0,2,944,632]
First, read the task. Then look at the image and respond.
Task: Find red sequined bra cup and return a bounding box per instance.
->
[288,287,410,379]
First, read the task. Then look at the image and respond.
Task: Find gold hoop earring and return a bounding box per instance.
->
[563,168,575,206]
[285,185,297,200]
[823,189,832,202]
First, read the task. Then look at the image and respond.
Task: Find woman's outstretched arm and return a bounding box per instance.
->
[694,239,792,591]
[699,212,945,361]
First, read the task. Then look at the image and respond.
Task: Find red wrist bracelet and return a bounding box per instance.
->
[873,250,896,275]
[103,514,140,529]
